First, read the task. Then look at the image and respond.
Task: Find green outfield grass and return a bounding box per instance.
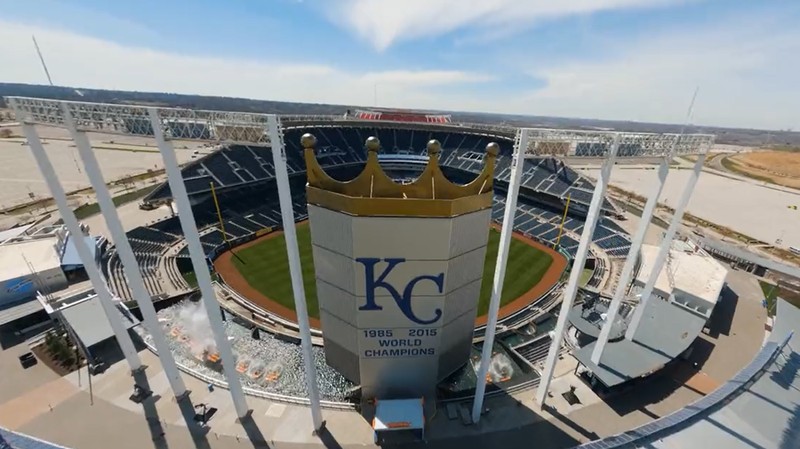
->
[230,223,554,319]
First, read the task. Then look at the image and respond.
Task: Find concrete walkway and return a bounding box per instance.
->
[0,267,769,449]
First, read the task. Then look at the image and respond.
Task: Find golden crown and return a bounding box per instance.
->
[302,134,498,217]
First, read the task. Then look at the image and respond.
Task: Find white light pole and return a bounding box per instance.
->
[625,153,706,340]
[148,108,249,419]
[471,129,530,423]
[18,121,142,372]
[63,106,188,398]
[535,134,619,405]
[591,151,673,364]
[266,116,323,431]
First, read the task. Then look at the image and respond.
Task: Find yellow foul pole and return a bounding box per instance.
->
[554,193,571,249]
[209,182,229,246]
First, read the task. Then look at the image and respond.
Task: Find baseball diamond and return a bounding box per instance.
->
[213,222,566,328]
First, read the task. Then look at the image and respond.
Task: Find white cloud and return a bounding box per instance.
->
[0,21,489,108]
[324,0,684,51]
[1,12,798,130]
[361,70,492,85]
[517,15,800,129]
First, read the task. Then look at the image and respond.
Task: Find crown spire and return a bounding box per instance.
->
[303,133,497,217]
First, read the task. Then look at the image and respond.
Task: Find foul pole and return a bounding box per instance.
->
[209,182,230,247]
[554,194,572,249]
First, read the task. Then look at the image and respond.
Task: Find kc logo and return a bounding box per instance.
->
[356,258,444,325]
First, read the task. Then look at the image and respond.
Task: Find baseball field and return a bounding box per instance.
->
[215,222,566,325]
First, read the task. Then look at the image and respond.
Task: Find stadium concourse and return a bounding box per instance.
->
[0,100,790,449]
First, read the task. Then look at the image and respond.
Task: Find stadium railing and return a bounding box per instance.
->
[473,282,565,340]
[212,281,324,339]
[575,331,793,448]
[0,427,73,449]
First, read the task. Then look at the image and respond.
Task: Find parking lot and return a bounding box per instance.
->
[0,125,204,210]
[579,166,800,249]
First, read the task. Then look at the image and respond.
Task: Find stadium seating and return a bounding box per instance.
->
[490,192,630,259]
[143,126,620,215]
[113,126,635,300]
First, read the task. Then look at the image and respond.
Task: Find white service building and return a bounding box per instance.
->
[0,237,68,307]
[635,239,727,319]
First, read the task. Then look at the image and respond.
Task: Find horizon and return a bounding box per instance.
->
[1,0,798,131]
[4,80,789,135]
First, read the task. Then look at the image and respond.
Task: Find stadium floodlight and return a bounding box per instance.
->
[5,96,326,427]
[266,115,324,431]
[5,96,714,159]
[147,107,251,419]
[520,129,714,159]
[61,105,188,399]
[471,129,529,423]
[12,105,143,373]
[591,150,674,365]
[535,133,620,405]
[5,95,719,420]
[624,153,707,340]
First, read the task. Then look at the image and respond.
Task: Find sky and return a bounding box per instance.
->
[0,0,797,130]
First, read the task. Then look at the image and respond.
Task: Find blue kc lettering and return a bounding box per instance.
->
[356,258,444,325]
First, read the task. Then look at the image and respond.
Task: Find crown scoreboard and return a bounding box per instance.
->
[304,135,497,399]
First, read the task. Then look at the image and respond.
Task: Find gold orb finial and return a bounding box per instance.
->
[366,136,380,152]
[427,139,442,156]
[301,133,317,149]
[486,142,500,157]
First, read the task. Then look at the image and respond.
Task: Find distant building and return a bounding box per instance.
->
[0,237,67,307]
[351,109,451,123]
[0,225,102,327]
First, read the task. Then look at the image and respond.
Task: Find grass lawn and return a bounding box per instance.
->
[73,185,157,219]
[758,281,800,316]
[579,268,594,287]
[759,280,779,317]
[231,223,554,319]
[182,270,198,289]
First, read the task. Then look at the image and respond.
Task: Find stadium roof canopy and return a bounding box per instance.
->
[574,296,708,387]
[60,234,98,267]
[5,96,715,158]
[0,224,34,244]
[699,236,800,279]
[0,237,61,283]
[577,299,799,449]
[60,295,139,348]
[0,299,44,326]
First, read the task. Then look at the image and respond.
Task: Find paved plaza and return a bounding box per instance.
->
[0,262,769,449]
